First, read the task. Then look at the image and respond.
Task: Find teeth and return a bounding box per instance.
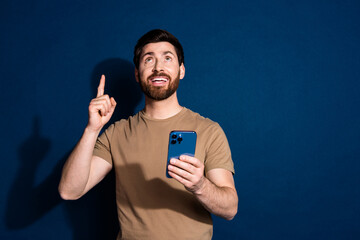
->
[151,77,168,82]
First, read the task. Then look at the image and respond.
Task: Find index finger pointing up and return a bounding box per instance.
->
[97,75,105,97]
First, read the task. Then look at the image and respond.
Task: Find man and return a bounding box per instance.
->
[59,29,238,240]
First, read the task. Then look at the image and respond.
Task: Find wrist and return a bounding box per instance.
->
[84,125,101,137]
[192,176,208,195]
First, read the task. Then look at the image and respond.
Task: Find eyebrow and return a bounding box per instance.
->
[141,51,176,59]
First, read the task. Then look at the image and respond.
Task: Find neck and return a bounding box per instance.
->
[143,92,183,119]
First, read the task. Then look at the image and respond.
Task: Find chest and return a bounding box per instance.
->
[110,124,207,180]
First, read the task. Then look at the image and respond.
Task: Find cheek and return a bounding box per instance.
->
[165,65,180,74]
[138,68,150,79]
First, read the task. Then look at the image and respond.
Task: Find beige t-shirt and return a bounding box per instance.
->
[93,107,234,240]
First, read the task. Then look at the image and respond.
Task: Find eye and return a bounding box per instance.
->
[144,57,153,63]
[165,56,172,62]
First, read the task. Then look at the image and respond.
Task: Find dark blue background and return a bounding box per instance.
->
[1,0,359,239]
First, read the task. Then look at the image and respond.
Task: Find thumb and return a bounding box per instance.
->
[110,97,117,112]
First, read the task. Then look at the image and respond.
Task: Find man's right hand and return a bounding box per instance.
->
[87,75,117,132]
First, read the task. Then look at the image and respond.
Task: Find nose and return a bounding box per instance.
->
[152,59,164,72]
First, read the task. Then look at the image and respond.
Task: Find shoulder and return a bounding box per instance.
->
[183,108,223,132]
[183,108,217,125]
[183,109,230,148]
[103,112,142,136]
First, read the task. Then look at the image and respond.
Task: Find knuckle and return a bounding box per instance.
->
[179,169,186,176]
[89,103,96,110]
[184,171,191,179]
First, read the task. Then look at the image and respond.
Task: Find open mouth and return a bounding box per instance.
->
[148,74,170,86]
[150,76,169,83]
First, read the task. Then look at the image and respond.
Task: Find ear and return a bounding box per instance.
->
[135,68,139,82]
[179,63,185,80]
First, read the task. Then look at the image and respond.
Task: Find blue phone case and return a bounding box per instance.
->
[166,131,197,178]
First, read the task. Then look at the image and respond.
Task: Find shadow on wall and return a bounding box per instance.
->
[5,58,142,239]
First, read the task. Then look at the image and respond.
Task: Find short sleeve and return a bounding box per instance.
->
[93,124,114,166]
[204,123,234,174]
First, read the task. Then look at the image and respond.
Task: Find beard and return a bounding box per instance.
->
[138,71,180,101]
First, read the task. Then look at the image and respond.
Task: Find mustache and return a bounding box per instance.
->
[147,72,171,80]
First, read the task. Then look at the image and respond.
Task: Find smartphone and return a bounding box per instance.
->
[166,131,197,178]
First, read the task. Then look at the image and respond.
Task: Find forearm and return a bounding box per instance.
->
[168,156,238,219]
[193,177,238,220]
[58,128,100,200]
